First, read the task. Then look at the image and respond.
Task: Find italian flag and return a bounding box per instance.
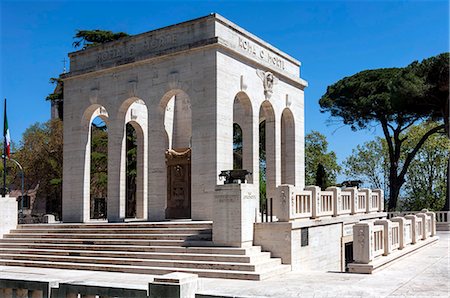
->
[4,99,10,159]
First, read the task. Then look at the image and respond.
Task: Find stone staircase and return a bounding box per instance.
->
[0,221,290,280]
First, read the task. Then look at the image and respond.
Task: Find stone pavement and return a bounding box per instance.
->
[1,232,448,298]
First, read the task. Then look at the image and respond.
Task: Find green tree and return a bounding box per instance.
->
[73,29,129,49]
[12,119,63,218]
[315,164,327,190]
[401,123,449,211]
[320,56,446,210]
[343,137,389,193]
[90,122,108,201]
[305,131,340,188]
[233,123,243,169]
[408,53,449,210]
[343,122,449,211]
[126,123,137,218]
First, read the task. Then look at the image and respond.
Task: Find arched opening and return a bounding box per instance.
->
[232,92,253,182]
[88,111,108,220]
[281,108,295,185]
[162,90,192,219]
[233,123,243,169]
[125,123,137,218]
[119,99,148,220]
[259,101,276,210]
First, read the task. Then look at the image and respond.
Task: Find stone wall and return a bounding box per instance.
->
[0,196,17,238]
[295,224,341,271]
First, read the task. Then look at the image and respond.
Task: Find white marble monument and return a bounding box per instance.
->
[61,13,307,226]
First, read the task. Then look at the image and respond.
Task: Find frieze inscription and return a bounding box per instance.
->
[238,37,286,70]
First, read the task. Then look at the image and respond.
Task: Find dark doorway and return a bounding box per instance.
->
[165,148,191,219]
[344,242,354,272]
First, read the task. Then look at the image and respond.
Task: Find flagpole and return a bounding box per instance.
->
[3,98,6,197]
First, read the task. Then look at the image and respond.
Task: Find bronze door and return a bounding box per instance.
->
[165,148,191,219]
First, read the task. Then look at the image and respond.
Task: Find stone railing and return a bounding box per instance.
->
[290,190,313,219]
[275,185,384,222]
[352,211,436,264]
[0,272,198,298]
[387,210,449,231]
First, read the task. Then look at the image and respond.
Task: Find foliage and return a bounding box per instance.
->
[315,164,327,190]
[233,123,243,169]
[9,119,63,218]
[320,54,447,210]
[259,121,266,208]
[46,78,64,120]
[305,131,340,188]
[343,137,389,193]
[126,123,137,218]
[90,121,108,200]
[73,29,129,49]
[343,122,449,211]
[401,123,449,211]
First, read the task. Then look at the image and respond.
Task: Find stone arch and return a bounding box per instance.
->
[281,108,295,185]
[82,104,110,221]
[233,92,254,182]
[160,89,192,150]
[259,100,276,202]
[160,89,192,219]
[119,98,148,220]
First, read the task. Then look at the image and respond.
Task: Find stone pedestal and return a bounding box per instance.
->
[390,217,406,249]
[374,219,393,256]
[149,272,198,298]
[405,215,418,244]
[0,195,17,238]
[274,184,295,222]
[213,183,258,247]
[353,222,374,263]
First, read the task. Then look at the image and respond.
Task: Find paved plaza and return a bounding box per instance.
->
[1,232,448,298]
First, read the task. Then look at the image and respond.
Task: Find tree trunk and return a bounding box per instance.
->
[388,164,401,211]
[444,157,450,211]
[388,180,401,211]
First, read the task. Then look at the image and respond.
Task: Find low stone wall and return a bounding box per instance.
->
[349,211,438,273]
[0,273,199,298]
[254,212,384,272]
[0,196,17,238]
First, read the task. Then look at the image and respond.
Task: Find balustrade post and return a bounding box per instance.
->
[352,222,374,263]
[372,189,384,212]
[275,184,295,222]
[326,186,341,216]
[305,185,320,219]
[424,210,436,236]
[374,219,392,256]
[416,213,428,240]
[344,187,358,215]
[404,215,418,244]
[359,188,372,213]
[390,217,406,249]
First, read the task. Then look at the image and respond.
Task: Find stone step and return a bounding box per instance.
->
[10,228,212,235]
[17,222,212,229]
[0,253,281,272]
[0,259,290,280]
[0,238,214,247]
[3,233,211,241]
[0,242,262,255]
[0,248,272,263]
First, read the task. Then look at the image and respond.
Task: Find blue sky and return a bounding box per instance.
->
[1,0,448,180]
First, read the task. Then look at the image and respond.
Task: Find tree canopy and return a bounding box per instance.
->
[320,53,448,210]
[344,122,449,211]
[305,131,340,188]
[73,30,129,49]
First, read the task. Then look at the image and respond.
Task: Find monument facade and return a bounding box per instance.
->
[61,13,307,223]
